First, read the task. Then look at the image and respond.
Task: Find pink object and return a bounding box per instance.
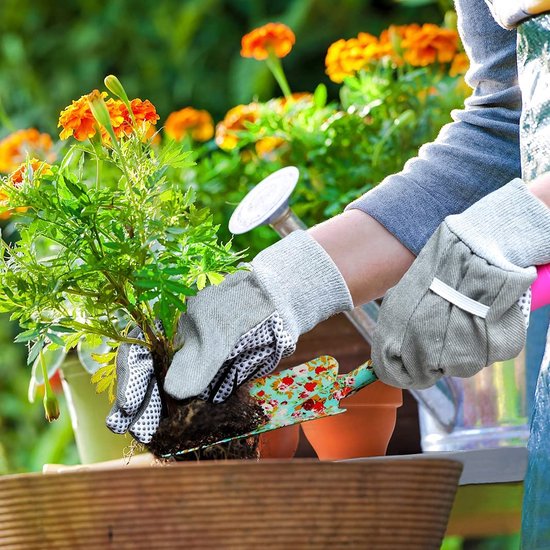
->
[532,264,550,311]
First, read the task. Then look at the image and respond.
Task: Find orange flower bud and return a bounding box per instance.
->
[43,390,60,422]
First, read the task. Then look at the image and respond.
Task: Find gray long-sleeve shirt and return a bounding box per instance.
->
[346,0,521,255]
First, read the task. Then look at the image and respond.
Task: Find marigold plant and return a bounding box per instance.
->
[0,76,242,420]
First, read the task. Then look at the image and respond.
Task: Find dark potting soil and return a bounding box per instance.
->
[147,385,269,461]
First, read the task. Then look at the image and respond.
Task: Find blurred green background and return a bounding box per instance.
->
[0,0,449,134]
[0,0,447,476]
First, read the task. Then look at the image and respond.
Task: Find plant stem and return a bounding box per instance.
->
[266,52,292,100]
[0,95,15,132]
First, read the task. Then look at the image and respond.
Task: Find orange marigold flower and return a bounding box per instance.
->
[450,52,470,77]
[215,103,260,150]
[0,128,55,174]
[107,98,160,139]
[241,23,295,60]
[401,24,458,67]
[325,33,382,83]
[164,107,214,142]
[58,90,106,141]
[128,98,160,128]
[59,91,159,142]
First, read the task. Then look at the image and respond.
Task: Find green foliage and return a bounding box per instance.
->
[190,49,467,254]
[0,87,243,401]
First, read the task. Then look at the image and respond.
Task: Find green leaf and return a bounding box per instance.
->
[14,327,41,343]
[91,363,117,403]
[196,273,207,291]
[206,272,224,286]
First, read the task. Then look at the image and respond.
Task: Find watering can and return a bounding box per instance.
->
[229,166,534,451]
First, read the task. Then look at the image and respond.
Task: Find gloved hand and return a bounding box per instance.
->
[106,230,353,443]
[488,0,550,28]
[372,179,550,389]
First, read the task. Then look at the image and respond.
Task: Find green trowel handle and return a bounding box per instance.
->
[338,361,378,398]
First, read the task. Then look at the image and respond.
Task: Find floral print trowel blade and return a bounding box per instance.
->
[162,356,377,458]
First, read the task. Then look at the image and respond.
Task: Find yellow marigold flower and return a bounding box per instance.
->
[450,52,470,77]
[1,159,52,219]
[325,33,381,83]
[215,103,260,150]
[241,23,295,60]
[401,24,458,67]
[0,128,55,174]
[58,90,106,141]
[164,107,214,142]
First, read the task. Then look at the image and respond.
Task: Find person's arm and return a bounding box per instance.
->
[309,172,550,308]
[309,211,414,306]
[346,0,522,256]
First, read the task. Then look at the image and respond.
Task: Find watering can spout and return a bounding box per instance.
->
[229,166,460,433]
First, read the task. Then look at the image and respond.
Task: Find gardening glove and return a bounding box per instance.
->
[372,179,550,389]
[487,0,550,28]
[106,230,353,443]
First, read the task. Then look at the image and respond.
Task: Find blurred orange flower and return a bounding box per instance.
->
[241,23,295,60]
[450,52,470,77]
[255,136,285,158]
[164,107,214,142]
[1,159,52,219]
[0,128,55,174]
[59,91,159,142]
[325,33,387,83]
[215,103,260,150]
[325,24,459,82]
[401,24,458,66]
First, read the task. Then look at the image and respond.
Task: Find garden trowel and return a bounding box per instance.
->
[161,355,377,458]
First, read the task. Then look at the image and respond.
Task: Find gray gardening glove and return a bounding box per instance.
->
[487,0,550,28]
[106,230,353,443]
[373,179,550,389]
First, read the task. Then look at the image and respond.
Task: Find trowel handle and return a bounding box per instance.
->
[532,264,550,311]
[339,361,378,398]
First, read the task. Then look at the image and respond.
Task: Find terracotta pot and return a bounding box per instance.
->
[301,380,403,460]
[258,424,300,459]
[0,459,463,549]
